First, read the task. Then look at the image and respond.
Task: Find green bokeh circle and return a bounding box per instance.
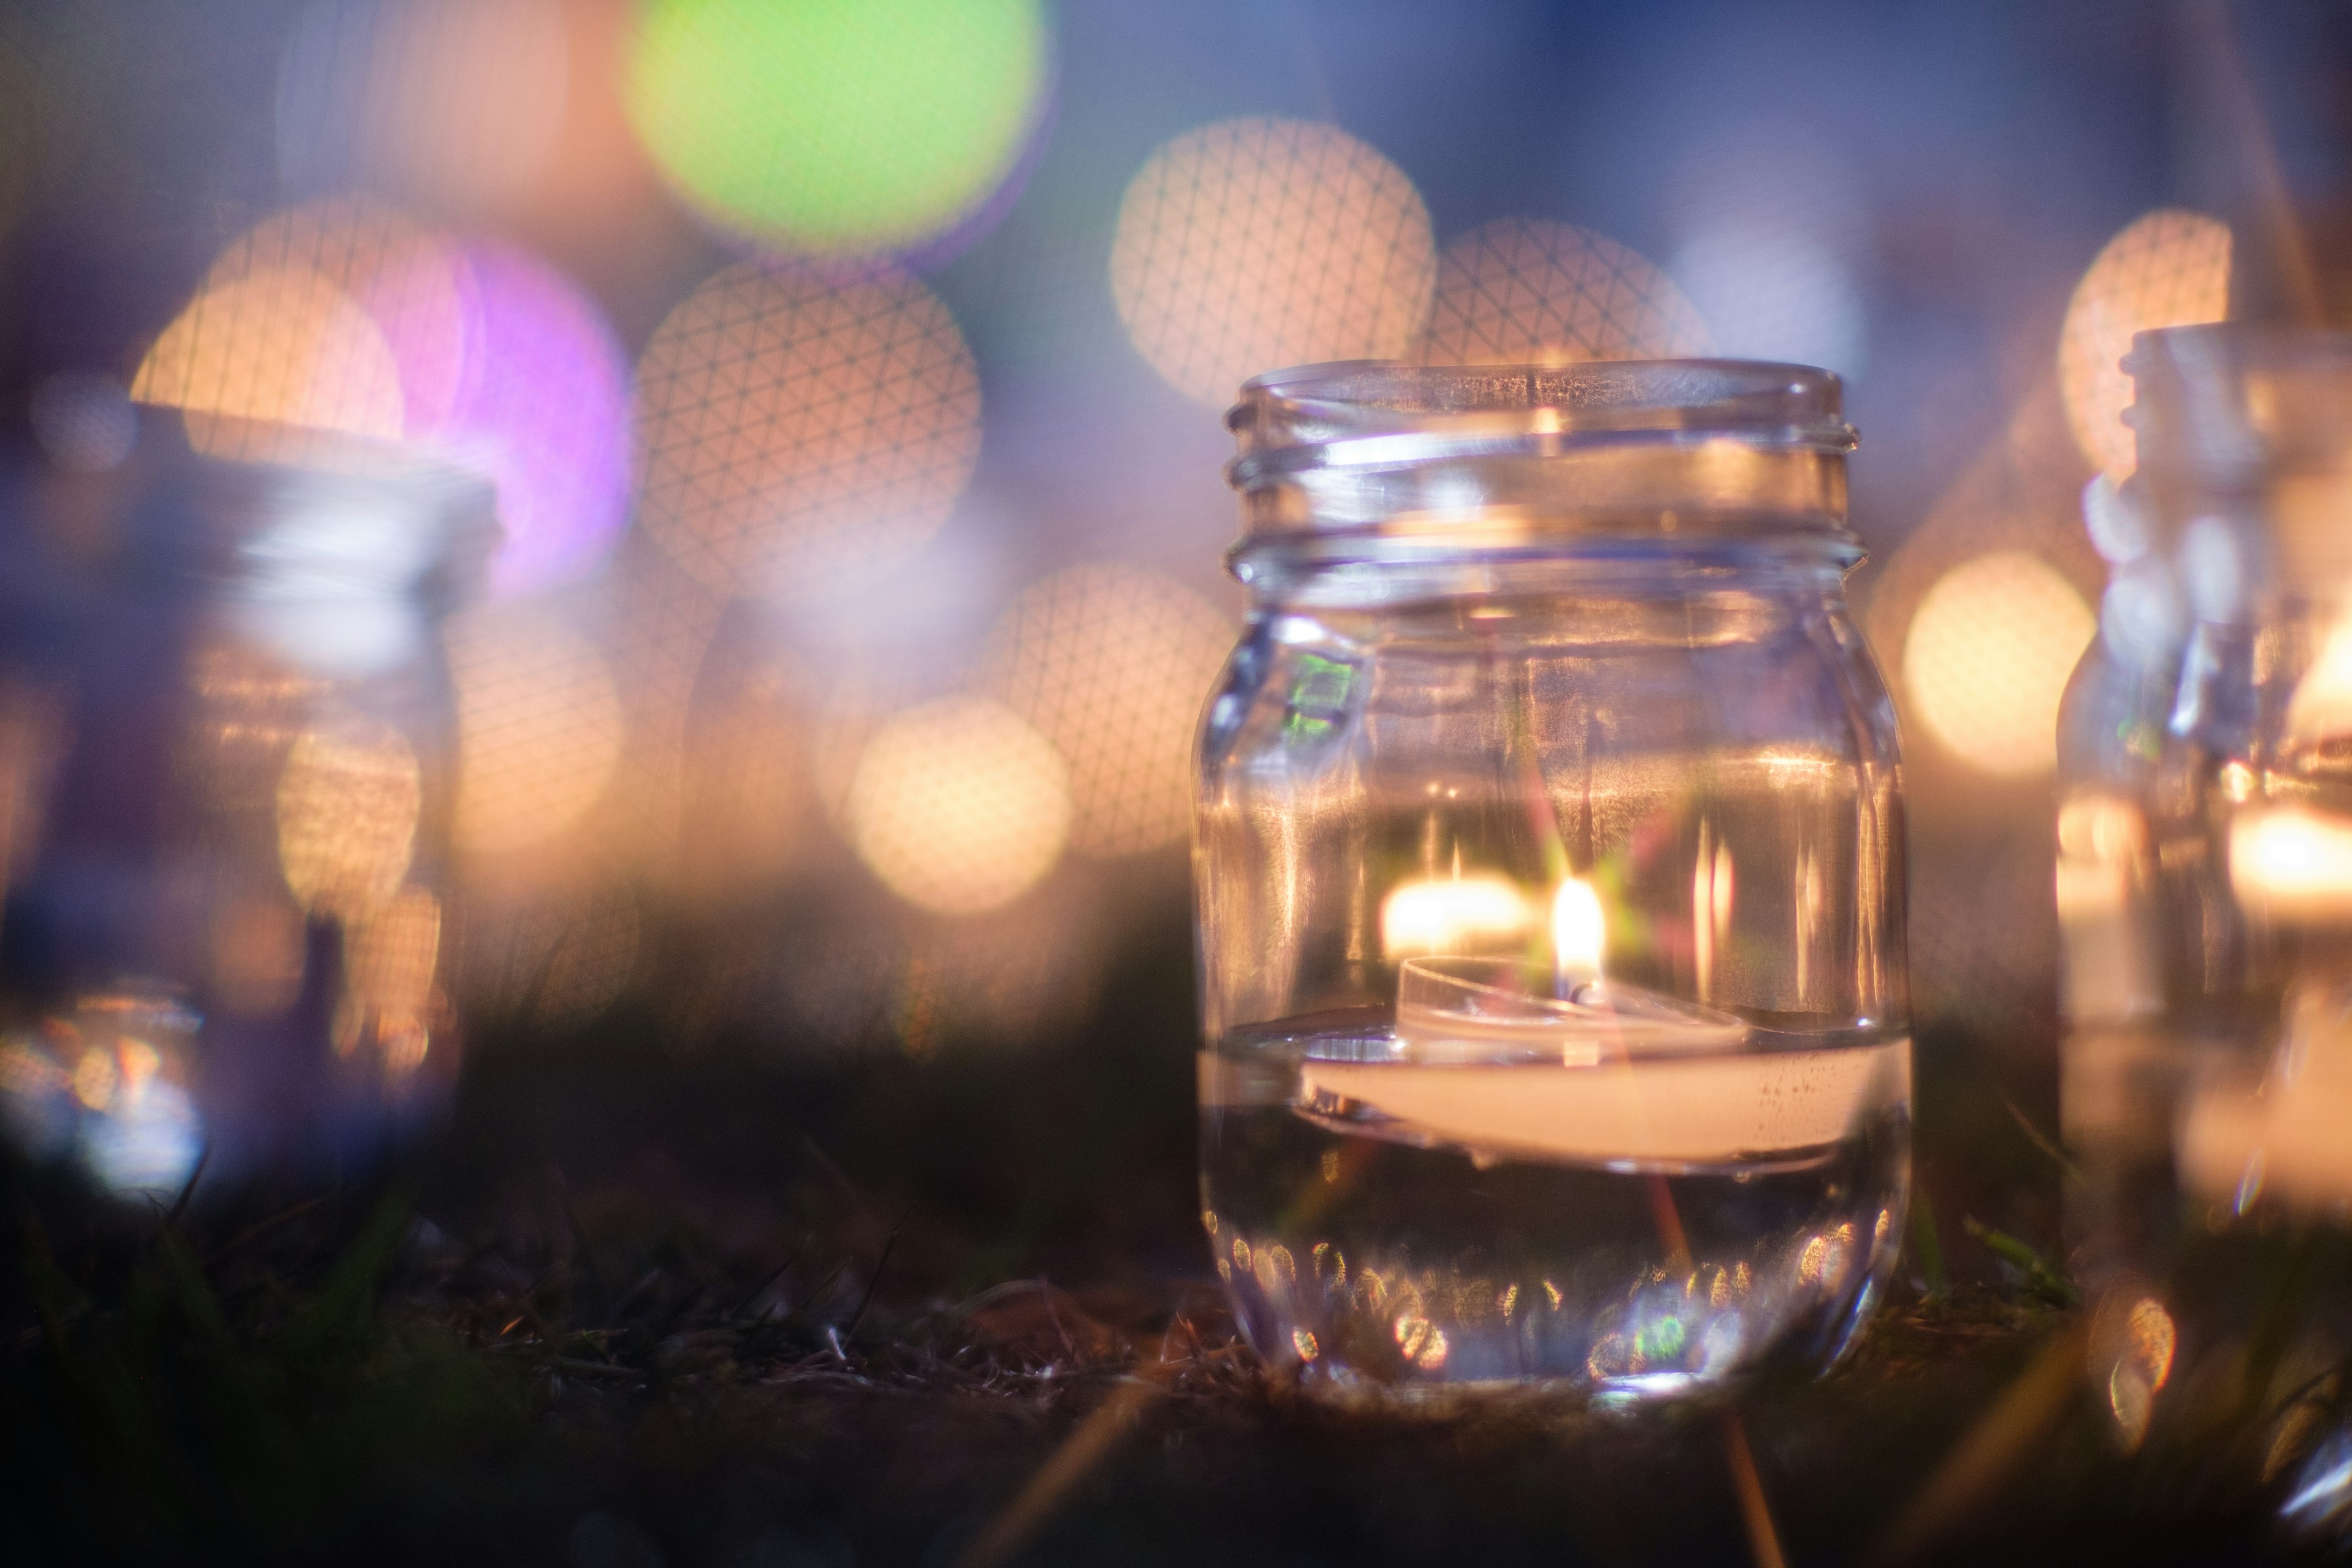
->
[626,0,1049,254]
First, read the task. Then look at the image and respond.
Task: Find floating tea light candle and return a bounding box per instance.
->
[1302,878,1904,1170]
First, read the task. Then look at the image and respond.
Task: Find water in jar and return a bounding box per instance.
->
[1201,1010,1909,1396]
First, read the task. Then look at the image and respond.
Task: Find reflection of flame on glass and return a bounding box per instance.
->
[2127,1297,2176,1390]
[276,722,421,919]
[185,644,320,821]
[984,564,1233,856]
[1902,551,2095,777]
[1551,877,1605,988]
[1111,117,1435,407]
[846,695,1069,916]
[1381,876,1531,960]
[1694,827,1735,1001]
[447,605,624,858]
[633,263,981,599]
[336,884,442,1076]
[1423,218,1710,366]
[625,0,1049,255]
[2230,807,2352,924]
[133,264,405,458]
[2101,1292,2177,1452]
[277,0,571,211]
[2059,209,2232,478]
[1796,1224,1855,1292]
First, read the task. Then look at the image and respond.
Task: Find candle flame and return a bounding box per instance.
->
[1553,877,1605,988]
[2230,806,2352,923]
[1695,825,1734,1000]
[1381,875,1530,957]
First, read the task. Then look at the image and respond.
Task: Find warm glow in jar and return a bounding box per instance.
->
[1194,361,1910,1397]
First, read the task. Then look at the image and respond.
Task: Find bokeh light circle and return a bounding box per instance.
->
[633,263,981,599]
[133,265,405,458]
[984,564,1232,856]
[132,198,474,460]
[1423,219,1711,366]
[1902,551,2095,777]
[625,0,1049,254]
[445,605,625,857]
[846,696,1069,915]
[430,243,633,597]
[2059,209,2232,478]
[141,203,630,594]
[1111,118,1436,407]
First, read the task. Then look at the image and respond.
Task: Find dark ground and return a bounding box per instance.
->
[4,903,2348,1567]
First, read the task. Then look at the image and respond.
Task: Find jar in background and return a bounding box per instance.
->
[0,415,492,1200]
[2059,327,2352,1491]
[1195,361,1909,1397]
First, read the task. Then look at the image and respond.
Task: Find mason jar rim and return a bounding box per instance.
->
[1229,358,1853,453]
[1224,359,1858,565]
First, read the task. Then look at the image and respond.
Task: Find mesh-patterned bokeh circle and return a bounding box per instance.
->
[133,198,472,456]
[1111,117,1434,407]
[633,263,981,598]
[1422,218,1711,366]
[984,564,1232,856]
[445,605,624,856]
[847,696,1069,916]
[2059,209,2232,478]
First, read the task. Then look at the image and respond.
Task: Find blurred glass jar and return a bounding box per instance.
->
[2059,328,2352,1502]
[0,412,492,1200]
[1195,361,1910,1398]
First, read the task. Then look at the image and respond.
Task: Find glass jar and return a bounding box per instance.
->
[2059,327,2352,1483]
[1194,361,1910,1397]
[0,415,491,1200]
